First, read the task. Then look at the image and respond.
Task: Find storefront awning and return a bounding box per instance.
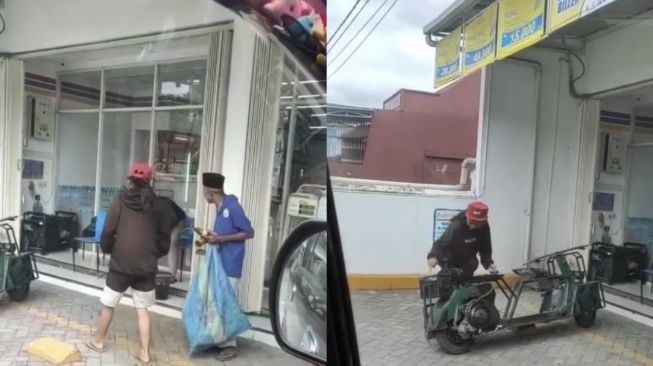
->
[425,0,653,89]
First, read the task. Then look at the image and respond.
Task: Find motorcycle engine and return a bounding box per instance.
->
[461,300,500,332]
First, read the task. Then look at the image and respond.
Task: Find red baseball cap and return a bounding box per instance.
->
[466,201,489,223]
[128,163,153,181]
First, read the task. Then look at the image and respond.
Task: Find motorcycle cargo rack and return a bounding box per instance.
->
[420,274,452,300]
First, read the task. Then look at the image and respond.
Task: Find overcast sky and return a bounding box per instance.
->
[327,0,455,108]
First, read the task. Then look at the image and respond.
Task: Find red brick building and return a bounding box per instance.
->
[330,72,481,185]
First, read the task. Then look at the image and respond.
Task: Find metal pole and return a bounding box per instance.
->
[149,64,159,170]
[278,65,299,249]
[93,70,106,261]
[94,69,105,216]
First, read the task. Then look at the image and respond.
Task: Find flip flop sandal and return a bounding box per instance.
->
[216,347,237,362]
[83,337,107,353]
[132,356,155,366]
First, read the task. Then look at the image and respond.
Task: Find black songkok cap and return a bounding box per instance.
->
[202,173,225,189]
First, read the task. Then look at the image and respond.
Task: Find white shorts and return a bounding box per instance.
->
[100,285,155,309]
[100,271,156,309]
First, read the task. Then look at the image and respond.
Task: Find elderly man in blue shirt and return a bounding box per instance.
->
[200,172,255,361]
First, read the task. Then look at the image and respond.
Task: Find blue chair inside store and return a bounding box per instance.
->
[73,211,107,277]
[176,216,195,282]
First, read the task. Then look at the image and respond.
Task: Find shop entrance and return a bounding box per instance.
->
[588,86,653,314]
[17,29,326,312]
[20,36,209,296]
[262,58,327,291]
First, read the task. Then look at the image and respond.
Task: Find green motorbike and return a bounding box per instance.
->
[0,216,39,301]
[421,246,605,354]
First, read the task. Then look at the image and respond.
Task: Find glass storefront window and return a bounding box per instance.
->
[152,110,203,211]
[49,59,206,279]
[24,35,215,294]
[104,66,155,108]
[100,111,152,210]
[157,60,207,107]
[152,110,203,278]
[59,71,101,110]
[55,113,100,229]
[264,59,327,286]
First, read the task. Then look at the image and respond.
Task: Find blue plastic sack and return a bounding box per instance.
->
[182,246,251,355]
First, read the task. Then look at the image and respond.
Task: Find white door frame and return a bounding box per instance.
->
[570,99,601,253]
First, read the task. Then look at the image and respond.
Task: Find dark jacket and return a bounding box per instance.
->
[427,212,493,277]
[161,197,186,226]
[100,187,175,275]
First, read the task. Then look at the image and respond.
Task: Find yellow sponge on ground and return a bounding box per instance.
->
[27,337,82,365]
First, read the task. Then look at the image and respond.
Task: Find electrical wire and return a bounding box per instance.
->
[0,12,5,35]
[328,0,387,66]
[328,0,399,79]
[328,0,370,55]
[328,0,363,46]
[567,51,585,83]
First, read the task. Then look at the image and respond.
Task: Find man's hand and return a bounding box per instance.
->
[428,257,438,268]
[203,231,225,244]
[488,263,499,274]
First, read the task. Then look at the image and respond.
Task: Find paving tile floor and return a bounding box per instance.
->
[0,280,307,366]
[352,289,653,366]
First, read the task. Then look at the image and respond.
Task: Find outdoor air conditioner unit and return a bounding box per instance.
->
[296,184,326,198]
[282,192,320,245]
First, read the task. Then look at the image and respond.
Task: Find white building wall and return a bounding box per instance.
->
[0,59,25,222]
[0,0,233,54]
[522,49,583,258]
[333,192,470,274]
[577,16,653,95]
[220,19,255,200]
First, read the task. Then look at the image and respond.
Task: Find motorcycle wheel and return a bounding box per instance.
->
[574,311,596,328]
[435,325,472,354]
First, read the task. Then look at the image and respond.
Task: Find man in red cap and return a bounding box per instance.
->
[85,163,176,365]
[427,201,497,278]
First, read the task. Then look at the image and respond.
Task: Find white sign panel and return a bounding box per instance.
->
[582,0,617,16]
[433,209,464,241]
